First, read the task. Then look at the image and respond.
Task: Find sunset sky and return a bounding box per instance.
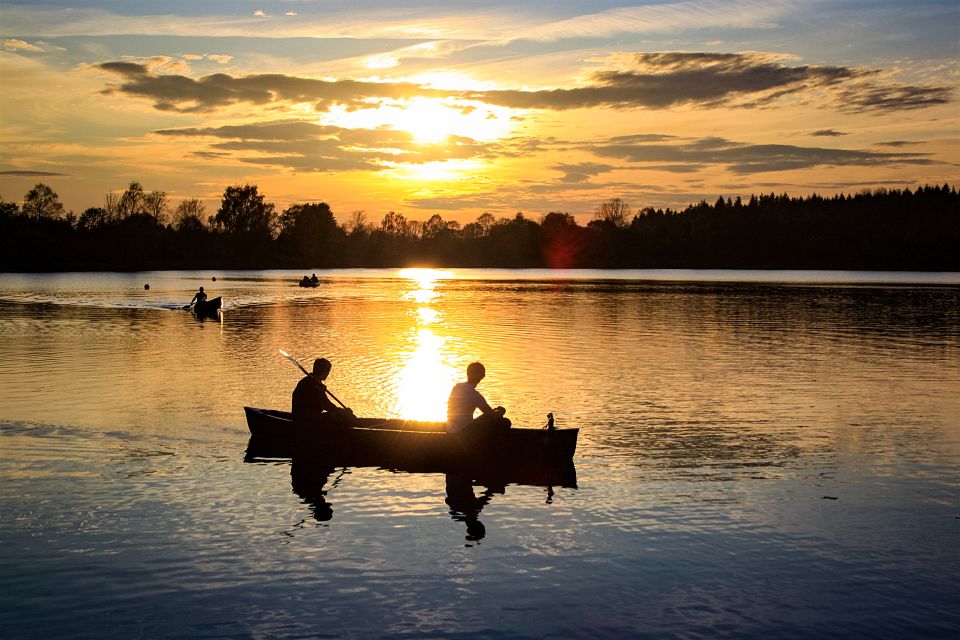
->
[1,1,957,224]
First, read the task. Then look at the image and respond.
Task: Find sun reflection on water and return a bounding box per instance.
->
[392,268,458,421]
[394,328,457,421]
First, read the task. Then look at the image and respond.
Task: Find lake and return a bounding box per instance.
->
[0,269,958,639]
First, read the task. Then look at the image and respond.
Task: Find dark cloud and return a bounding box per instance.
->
[466,53,952,114]
[875,140,920,147]
[551,162,616,183]
[0,170,69,176]
[155,120,488,172]
[97,52,952,116]
[812,129,847,137]
[592,135,935,174]
[840,84,953,112]
[98,62,444,113]
[466,53,858,110]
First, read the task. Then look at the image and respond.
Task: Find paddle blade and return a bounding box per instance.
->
[279,348,311,377]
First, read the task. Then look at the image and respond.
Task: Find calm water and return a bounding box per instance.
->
[0,269,958,639]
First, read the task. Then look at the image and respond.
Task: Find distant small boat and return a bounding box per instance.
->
[193,296,222,317]
[298,280,320,288]
[243,407,579,476]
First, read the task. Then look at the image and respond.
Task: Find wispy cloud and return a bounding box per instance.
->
[2,38,44,52]
[518,0,793,42]
[0,1,793,41]
[154,120,489,172]
[0,170,69,176]
[551,162,617,183]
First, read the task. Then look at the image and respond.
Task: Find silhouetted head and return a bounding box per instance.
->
[465,518,486,541]
[199,286,204,292]
[312,358,332,380]
[466,362,485,385]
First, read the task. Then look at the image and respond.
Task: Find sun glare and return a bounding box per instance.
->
[323,96,515,145]
[399,267,453,287]
[395,98,463,143]
[400,268,453,303]
[394,328,457,421]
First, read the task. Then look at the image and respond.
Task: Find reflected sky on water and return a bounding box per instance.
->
[0,269,958,639]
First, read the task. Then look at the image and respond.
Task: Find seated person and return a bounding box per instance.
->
[446,362,510,435]
[310,273,319,284]
[292,358,354,425]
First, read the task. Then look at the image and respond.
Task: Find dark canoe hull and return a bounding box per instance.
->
[193,296,222,317]
[298,281,319,287]
[244,407,579,484]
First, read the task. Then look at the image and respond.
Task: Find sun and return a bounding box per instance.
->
[395,97,465,143]
[323,95,516,145]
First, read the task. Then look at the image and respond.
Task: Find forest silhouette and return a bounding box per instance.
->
[1,181,956,271]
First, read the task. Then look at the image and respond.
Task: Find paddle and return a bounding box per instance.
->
[279,349,351,411]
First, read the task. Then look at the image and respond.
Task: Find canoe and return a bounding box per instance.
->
[193,296,222,317]
[244,406,579,475]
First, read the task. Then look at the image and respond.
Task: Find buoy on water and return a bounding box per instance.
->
[211,276,217,281]
[144,284,150,290]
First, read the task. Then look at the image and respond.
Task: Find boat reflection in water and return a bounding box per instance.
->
[253,449,577,540]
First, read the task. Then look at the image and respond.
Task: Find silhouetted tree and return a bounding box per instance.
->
[117,182,146,219]
[22,183,65,220]
[540,211,585,268]
[380,211,409,236]
[1,183,956,271]
[0,197,19,218]
[461,212,495,240]
[213,184,276,237]
[77,207,109,230]
[173,199,208,232]
[593,197,631,228]
[421,214,447,240]
[345,209,369,236]
[277,202,345,266]
[143,190,168,225]
[486,212,541,267]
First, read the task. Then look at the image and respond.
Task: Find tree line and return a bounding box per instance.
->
[1,181,957,271]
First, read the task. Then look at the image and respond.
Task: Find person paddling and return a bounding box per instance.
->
[292,358,355,426]
[189,286,207,308]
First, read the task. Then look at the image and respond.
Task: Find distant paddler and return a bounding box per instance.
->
[187,286,207,310]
